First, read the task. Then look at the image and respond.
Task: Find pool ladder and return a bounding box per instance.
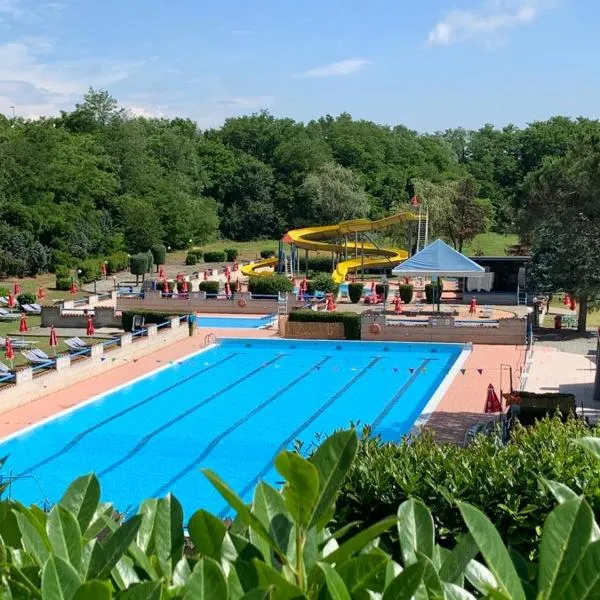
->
[204,333,216,346]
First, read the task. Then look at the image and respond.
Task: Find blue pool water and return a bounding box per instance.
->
[196,315,275,329]
[0,339,464,517]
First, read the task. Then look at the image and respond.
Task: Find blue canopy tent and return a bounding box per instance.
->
[392,239,484,311]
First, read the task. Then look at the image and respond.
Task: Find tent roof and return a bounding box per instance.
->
[392,239,485,277]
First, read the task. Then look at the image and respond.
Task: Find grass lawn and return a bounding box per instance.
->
[543,297,600,329]
[462,233,519,256]
[0,273,88,306]
[167,240,279,266]
[0,316,99,369]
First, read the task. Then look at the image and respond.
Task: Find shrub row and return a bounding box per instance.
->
[121,310,179,332]
[203,250,227,263]
[288,310,361,340]
[199,280,220,295]
[260,248,277,259]
[106,251,129,274]
[248,275,293,296]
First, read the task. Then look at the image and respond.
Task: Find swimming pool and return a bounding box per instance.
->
[0,339,467,517]
[196,315,275,329]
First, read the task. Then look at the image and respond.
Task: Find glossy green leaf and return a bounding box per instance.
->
[337,553,388,597]
[439,534,478,585]
[538,497,593,599]
[442,582,477,600]
[417,552,444,598]
[14,510,50,567]
[87,514,142,580]
[112,555,140,591]
[464,560,500,596]
[382,562,425,600]
[136,498,158,552]
[184,557,228,600]
[252,481,293,563]
[203,469,286,565]
[324,516,396,565]
[58,475,100,533]
[41,555,81,600]
[154,494,184,580]
[188,509,227,560]
[72,581,112,600]
[173,556,192,587]
[575,437,600,461]
[317,562,351,600]
[563,539,600,599]
[308,430,358,529]
[117,581,162,600]
[253,559,307,600]
[275,451,319,526]
[397,498,435,565]
[84,504,114,542]
[47,505,83,574]
[457,502,525,600]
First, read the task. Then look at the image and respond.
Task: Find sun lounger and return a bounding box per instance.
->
[0,336,37,349]
[31,348,51,360]
[0,362,11,373]
[31,303,42,312]
[0,308,20,319]
[22,304,41,314]
[64,339,84,352]
[72,337,88,348]
[0,297,7,305]
[21,351,51,364]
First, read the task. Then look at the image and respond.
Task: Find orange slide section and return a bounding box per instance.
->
[241,212,419,283]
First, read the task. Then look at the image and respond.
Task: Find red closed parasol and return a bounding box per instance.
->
[70,281,78,295]
[158,266,165,279]
[19,313,28,333]
[563,293,570,306]
[393,296,403,314]
[469,297,477,315]
[86,315,95,337]
[325,293,336,312]
[162,279,169,294]
[49,325,58,353]
[37,286,45,300]
[484,383,502,413]
[5,338,14,362]
[7,293,15,308]
[13,282,20,295]
[181,280,188,294]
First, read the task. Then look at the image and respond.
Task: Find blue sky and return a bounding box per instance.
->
[0,0,597,130]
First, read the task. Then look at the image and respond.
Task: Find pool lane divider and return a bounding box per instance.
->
[97,354,287,478]
[224,356,382,515]
[370,359,432,431]
[20,352,240,476]
[151,355,334,497]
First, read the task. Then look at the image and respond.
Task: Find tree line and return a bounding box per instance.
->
[0,89,599,325]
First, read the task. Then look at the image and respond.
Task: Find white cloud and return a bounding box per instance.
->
[216,95,274,108]
[298,58,370,78]
[123,104,166,119]
[427,0,556,46]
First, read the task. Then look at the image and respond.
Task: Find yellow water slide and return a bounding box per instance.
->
[241,212,419,283]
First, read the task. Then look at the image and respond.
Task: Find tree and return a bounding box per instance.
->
[117,195,163,253]
[444,177,493,252]
[299,162,370,224]
[525,141,600,332]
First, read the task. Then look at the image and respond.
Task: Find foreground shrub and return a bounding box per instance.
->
[17,292,36,306]
[129,253,149,282]
[121,310,176,331]
[224,247,238,261]
[425,280,442,303]
[248,274,293,295]
[151,243,167,267]
[337,417,600,558]
[55,276,71,291]
[106,251,129,274]
[185,252,198,266]
[289,309,360,340]
[311,272,339,295]
[398,283,414,303]
[260,248,276,258]
[199,280,220,295]
[375,282,390,300]
[203,250,226,263]
[77,258,102,284]
[348,282,364,303]
[3,427,600,598]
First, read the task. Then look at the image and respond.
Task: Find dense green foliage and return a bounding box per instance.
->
[348,282,364,303]
[310,272,340,295]
[121,310,175,331]
[376,283,390,299]
[260,248,276,259]
[398,283,414,303]
[203,251,226,263]
[4,428,600,598]
[199,280,220,295]
[185,252,198,266]
[17,292,36,306]
[288,309,361,339]
[128,253,148,281]
[337,418,600,559]
[248,274,293,295]
[425,282,443,304]
[150,243,167,268]
[224,247,238,261]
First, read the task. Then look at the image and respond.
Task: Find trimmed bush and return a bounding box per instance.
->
[146,250,154,274]
[288,310,361,340]
[188,249,203,261]
[121,310,177,332]
[55,277,71,291]
[203,250,226,263]
[150,244,167,268]
[199,280,220,295]
[17,292,36,306]
[185,253,198,266]
[77,258,102,284]
[311,272,339,295]
[425,281,442,304]
[260,248,276,259]
[248,275,293,296]
[106,251,129,274]
[224,247,238,261]
[130,253,149,281]
[375,283,390,300]
[398,284,413,304]
[348,282,364,303]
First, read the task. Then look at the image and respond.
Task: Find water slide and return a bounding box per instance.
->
[241,212,419,284]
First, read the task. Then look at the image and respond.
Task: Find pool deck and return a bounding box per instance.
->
[0,327,525,444]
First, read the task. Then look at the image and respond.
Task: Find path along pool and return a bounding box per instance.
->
[0,339,468,517]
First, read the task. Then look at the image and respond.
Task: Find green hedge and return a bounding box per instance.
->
[185,253,198,266]
[188,249,203,261]
[106,251,129,274]
[151,244,167,267]
[425,281,443,303]
[288,310,361,340]
[260,248,276,259]
[248,275,293,295]
[398,284,413,304]
[203,250,226,263]
[375,283,390,300]
[121,310,178,332]
[348,282,363,303]
[17,292,36,306]
[311,272,339,295]
[224,247,238,261]
[199,280,220,295]
[130,253,148,277]
[77,258,102,284]
[145,250,154,274]
[55,277,71,291]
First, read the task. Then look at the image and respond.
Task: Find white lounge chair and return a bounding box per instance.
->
[0,297,8,305]
[0,308,20,320]
[72,337,88,348]
[0,362,11,373]
[22,304,41,314]
[22,351,50,364]
[31,303,42,312]
[32,348,51,360]
[0,336,36,349]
